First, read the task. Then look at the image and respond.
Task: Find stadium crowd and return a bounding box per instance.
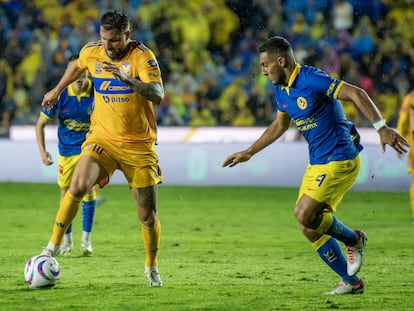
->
[0,0,413,136]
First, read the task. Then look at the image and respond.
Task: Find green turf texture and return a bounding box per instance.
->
[0,182,413,310]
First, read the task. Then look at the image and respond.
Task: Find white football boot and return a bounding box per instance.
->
[346,230,367,276]
[325,279,364,295]
[145,265,163,287]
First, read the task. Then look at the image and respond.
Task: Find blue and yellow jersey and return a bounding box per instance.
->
[40,80,93,156]
[275,64,362,164]
[77,41,163,149]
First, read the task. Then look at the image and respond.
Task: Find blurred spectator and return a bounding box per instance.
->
[351,16,377,61]
[0,59,14,135]
[189,107,217,127]
[335,29,354,55]
[332,0,354,32]
[181,70,199,109]
[18,43,42,88]
[246,85,271,126]
[3,32,25,71]
[232,106,255,126]
[0,16,9,56]
[320,45,340,77]
[351,20,375,62]
[309,13,327,41]
[374,87,400,126]
[157,91,187,126]
[11,68,30,123]
[218,78,248,123]
[203,0,239,51]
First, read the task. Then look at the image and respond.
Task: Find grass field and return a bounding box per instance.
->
[0,182,413,311]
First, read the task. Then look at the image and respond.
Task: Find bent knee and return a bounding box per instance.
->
[69,178,91,197]
[294,205,309,226]
[140,215,157,228]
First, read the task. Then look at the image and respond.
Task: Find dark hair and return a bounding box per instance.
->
[68,54,79,62]
[258,36,291,54]
[101,10,129,32]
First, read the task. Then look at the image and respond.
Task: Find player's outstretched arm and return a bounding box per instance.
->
[222,112,291,168]
[338,82,409,155]
[41,60,83,109]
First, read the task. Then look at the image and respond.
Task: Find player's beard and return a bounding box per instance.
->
[105,47,128,61]
[271,71,287,85]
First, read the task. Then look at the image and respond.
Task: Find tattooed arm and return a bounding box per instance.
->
[103,61,164,105]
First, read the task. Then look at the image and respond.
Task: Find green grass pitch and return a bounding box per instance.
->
[0,182,413,310]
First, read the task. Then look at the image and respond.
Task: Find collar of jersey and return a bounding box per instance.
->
[281,63,301,94]
[67,79,93,97]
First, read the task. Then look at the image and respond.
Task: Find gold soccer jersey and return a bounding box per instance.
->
[397,92,414,173]
[78,41,163,149]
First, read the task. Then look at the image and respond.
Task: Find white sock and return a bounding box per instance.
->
[82,231,91,242]
[47,241,60,252]
[63,233,73,245]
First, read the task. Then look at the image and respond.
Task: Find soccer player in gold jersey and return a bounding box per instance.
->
[40,11,164,286]
[397,89,414,224]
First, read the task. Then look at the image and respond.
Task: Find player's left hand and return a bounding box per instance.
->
[378,127,409,154]
[103,61,129,82]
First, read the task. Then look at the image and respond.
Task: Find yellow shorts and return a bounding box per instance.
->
[58,154,81,188]
[297,155,361,211]
[81,133,162,188]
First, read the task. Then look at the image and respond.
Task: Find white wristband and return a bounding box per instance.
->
[372,119,387,131]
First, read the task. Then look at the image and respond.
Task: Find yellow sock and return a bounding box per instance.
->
[51,191,82,245]
[83,192,96,202]
[410,181,414,218]
[316,211,333,235]
[311,234,331,250]
[142,219,161,266]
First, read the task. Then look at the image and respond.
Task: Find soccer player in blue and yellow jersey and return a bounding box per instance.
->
[36,55,97,256]
[397,89,414,224]
[39,11,164,286]
[223,36,408,295]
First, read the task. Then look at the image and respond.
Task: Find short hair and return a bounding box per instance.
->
[100,10,129,32]
[258,36,292,54]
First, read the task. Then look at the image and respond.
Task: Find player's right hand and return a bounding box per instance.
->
[378,127,409,155]
[222,151,252,168]
[41,151,54,166]
[41,90,59,109]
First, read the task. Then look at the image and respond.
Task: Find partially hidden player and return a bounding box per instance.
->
[35,54,97,256]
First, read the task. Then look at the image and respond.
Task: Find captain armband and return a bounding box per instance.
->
[372,119,387,132]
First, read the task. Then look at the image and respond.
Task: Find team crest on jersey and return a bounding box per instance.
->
[297,97,307,110]
[95,60,103,74]
[121,62,131,76]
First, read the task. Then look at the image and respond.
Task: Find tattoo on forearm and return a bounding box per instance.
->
[124,77,163,104]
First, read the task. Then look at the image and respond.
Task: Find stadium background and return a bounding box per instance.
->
[0,0,411,190]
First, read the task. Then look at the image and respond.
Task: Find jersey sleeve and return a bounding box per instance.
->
[306,67,344,100]
[135,46,163,84]
[40,101,57,119]
[78,41,96,71]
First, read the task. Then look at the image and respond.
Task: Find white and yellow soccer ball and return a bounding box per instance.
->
[24,255,60,289]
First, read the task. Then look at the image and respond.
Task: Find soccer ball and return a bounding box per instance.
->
[24,255,61,289]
